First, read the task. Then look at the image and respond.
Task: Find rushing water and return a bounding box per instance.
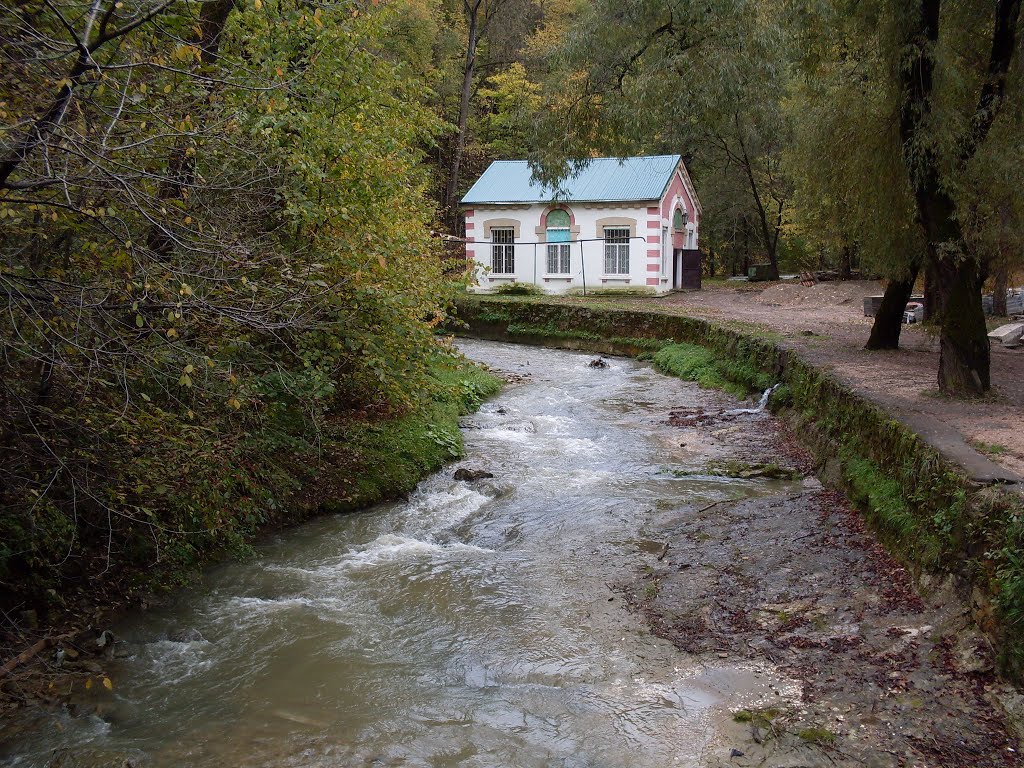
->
[1,341,800,767]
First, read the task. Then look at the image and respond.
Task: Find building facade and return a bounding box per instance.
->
[461,155,701,294]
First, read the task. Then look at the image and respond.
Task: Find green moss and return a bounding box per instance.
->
[506,322,601,341]
[706,460,801,480]
[971,440,1008,456]
[732,707,782,726]
[798,727,837,745]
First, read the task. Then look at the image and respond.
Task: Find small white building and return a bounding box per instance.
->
[461,155,702,295]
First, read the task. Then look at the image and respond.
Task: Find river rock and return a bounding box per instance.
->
[454,468,494,482]
[588,358,609,368]
[168,628,205,643]
[953,630,994,674]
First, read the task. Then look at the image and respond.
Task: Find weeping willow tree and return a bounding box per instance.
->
[792,0,1022,394]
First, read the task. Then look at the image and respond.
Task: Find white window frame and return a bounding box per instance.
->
[546,239,571,274]
[603,227,630,275]
[491,227,515,274]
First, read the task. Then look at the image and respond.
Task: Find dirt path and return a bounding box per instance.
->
[622,406,1022,767]
[562,280,1024,480]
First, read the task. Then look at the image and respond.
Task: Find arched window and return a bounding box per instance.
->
[673,207,688,231]
[546,209,571,274]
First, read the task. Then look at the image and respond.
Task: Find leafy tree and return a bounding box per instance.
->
[0,0,457,604]
[474,61,542,157]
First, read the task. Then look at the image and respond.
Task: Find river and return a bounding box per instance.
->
[1,340,801,767]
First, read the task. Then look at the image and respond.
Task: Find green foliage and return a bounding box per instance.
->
[0,0,471,611]
[475,63,542,158]
[653,343,772,398]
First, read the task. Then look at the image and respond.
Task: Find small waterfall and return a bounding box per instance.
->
[724,384,780,416]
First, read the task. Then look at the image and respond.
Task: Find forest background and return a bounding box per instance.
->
[1,0,1021,628]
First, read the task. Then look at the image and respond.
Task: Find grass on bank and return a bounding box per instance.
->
[314,357,501,513]
[653,342,773,399]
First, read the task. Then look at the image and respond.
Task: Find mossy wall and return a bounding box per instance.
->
[453,295,1024,683]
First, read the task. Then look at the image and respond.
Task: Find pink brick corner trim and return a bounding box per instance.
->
[646,263,660,272]
[646,277,660,286]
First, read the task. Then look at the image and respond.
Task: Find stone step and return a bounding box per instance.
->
[987,322,1024,347]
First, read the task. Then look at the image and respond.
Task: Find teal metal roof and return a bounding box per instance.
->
[461,155,681,205]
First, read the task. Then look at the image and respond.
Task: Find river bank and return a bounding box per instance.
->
[0,353,501,716]
[452,294,1024,691]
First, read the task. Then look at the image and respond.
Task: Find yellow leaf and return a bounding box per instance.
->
[254,0,261,8]
[85,679,93,690]
[102,678,113,691]
[377,254,386,269]
[166,328,178,339]
[163,84,172,94]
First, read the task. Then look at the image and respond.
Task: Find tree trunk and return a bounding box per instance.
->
[839,245,852,280]
[922,259,939,322]
[866,266,918,350]
[444,2,480,227]
[934,255,990,394]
